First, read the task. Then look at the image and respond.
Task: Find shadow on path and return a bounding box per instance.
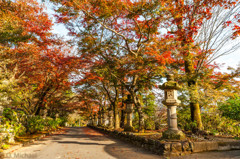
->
[56,141,106,146]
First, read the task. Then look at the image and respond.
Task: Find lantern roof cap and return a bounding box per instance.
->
[160,74,181,90]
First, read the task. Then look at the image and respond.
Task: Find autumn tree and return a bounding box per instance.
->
[162,0,240,130]
[0,0,77,115]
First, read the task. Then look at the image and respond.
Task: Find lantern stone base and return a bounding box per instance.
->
[124,126,135,132]
[162,130,186,140]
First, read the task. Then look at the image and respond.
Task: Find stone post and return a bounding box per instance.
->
[160,74,185,140]
[93,114,97,127]
[108,110,114,129]
[124,95,134,132]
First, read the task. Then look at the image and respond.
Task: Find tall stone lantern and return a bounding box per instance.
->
[93,114,97,127]
[124,95,134,132]
[88,116,93,126]
[43,109,48,119]
[101,108,107,127]
[98,110,102,126]
[108,110,114,129]
[160,74,185,140]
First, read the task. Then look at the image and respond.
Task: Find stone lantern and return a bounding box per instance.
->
[160,74,185,140]
[101,108,107,127]
[55,113,59,119]
[88,116,93,126]
[98,110,102,126]
[124,95,134,132]
[108,110,114,129]
[93,114,97,127]
[43,109,47,119]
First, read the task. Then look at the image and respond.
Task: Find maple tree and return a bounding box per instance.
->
[0,0,78,116]
[162,0,240,130]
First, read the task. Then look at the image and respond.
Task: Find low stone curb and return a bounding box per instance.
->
[89,126,240,157]
[1,128,63,154]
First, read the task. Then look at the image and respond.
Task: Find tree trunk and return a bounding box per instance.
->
[188,81,203,130]
[184,51,203,130]
[138,109,145,132]
[120,85,125,128]
[120,109,125,128]
[134,97,144,132]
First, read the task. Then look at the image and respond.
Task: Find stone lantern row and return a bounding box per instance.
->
[88,74,185,140]
[88,95,134,131]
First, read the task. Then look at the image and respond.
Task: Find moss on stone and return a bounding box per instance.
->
[162,130,186,140]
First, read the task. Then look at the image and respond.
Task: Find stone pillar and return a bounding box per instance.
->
[160,74,185,140]
[108,110,114,129]
[93,114,97,127]
[124,95,134,132]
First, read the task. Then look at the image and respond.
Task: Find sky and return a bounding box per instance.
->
[41,1,240,72]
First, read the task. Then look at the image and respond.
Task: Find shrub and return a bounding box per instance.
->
[219,96,240,121]
[178,106,240,136]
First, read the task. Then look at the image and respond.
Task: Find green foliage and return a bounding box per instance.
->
[178,106,240,136]
[25,116,65,134]
[45,117,65,130]
[219,96,240,121]
[25,116,46,134]
[202,113,240,136]
[143,93,157,130]
[1,109,26,136]
[1,144,10,150]
[2,108,65,136]
[3,108,18,122]
[178,107,197,131]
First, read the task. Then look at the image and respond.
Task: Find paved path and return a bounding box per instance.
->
[5,127,161,159]
[4,127,240,159]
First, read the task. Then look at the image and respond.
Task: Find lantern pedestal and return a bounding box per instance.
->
[102,111,107,127]
[108,110,114,129]
[124,108,134,132]
[124,95,135,132]
[93,114,97,127]
[98,111,102,127]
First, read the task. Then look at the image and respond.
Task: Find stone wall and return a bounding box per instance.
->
[89,126,240,157]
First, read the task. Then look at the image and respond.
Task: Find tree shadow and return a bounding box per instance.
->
[56,141,106,146]
[103,139,162,159]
